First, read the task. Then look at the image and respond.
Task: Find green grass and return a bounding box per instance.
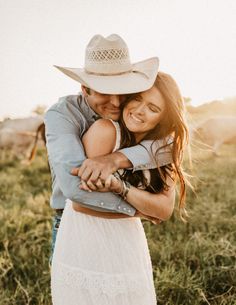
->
[0,146,236,305]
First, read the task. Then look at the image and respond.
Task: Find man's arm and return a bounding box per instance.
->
[45,109,136,216]
[119,138,173,170]
[75,138,173,183]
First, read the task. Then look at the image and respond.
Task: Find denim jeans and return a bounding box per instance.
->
[49,211,63,266]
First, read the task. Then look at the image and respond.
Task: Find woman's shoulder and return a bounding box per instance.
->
[91,119,120,139]
[88,118,116,135]
[91,118,117,129]
[82,119,117,156]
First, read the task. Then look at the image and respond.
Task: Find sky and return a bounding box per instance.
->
[0,0,235,119]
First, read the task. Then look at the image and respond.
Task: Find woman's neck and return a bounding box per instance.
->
[134,132,148,143]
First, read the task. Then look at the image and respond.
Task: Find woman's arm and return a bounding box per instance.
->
[125,173,175,221]
[80,118,122,190]
[105,170,175,221]
[82,119,116,157]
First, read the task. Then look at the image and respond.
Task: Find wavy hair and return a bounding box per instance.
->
[118,71,189,220]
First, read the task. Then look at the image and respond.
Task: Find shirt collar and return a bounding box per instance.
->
[77,93,101,122]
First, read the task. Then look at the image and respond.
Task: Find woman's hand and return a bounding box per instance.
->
[104,174,123,193]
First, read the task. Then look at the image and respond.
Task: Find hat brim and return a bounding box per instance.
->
[54,57,159,94]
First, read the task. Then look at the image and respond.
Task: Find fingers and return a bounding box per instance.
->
[89,169,102,184]
[79,180,92,192]
[72,166,99,191]
[79,178,106,192]
[77,161,103,182]
[73,158,118,192]
[86,177,106,191]
[71,167,80,176]
[82,174,119,193]
[71,166,100,190]
[104,175,113,188]
[79,167,93,181]
[85,179,98,191]
[75,158,115,183]
[95,178,104,189]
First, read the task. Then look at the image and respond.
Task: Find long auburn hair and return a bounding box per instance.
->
[118,71,189,220]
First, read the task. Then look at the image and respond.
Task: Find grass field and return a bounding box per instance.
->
[0,145,235,305]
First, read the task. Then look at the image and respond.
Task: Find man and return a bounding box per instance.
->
[45,34,172,258]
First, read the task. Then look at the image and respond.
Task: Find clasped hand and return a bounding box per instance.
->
[70,156,162,225]
[71,155,119,192]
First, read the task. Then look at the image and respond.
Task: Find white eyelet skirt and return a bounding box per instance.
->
[51,200,157,305]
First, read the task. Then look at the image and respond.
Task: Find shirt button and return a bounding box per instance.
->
[123,207,127,211]
[100,202,104,206]
[118,206,121,209]
[128,209,131,213]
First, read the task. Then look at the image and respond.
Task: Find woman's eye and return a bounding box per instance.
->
[149,106,159,112]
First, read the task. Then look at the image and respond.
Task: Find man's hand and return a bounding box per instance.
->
[71,152,133,191]
[71,154,119,190]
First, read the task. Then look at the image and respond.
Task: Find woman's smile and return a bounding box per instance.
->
[129,113,144,124]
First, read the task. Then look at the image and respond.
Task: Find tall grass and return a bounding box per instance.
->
[0,146,235,304]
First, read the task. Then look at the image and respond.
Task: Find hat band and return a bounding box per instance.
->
[84,68,149,79]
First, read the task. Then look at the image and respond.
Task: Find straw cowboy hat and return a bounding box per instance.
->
[54,34,159,94]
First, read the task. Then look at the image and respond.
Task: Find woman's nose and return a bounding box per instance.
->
[133,103,145,114]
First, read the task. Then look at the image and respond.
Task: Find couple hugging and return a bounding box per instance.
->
[45,34,189,305]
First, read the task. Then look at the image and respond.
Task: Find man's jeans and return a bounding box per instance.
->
[49,211,63,265]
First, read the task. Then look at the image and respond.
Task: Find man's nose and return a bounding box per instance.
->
[110,95,121,107]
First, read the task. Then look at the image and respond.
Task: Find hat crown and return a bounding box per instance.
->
[85,34,132,74]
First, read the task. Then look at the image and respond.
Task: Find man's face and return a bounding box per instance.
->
[82,86,126,121]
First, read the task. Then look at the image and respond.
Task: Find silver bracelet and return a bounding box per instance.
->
[122,181,131,200]
[113,175,124,195]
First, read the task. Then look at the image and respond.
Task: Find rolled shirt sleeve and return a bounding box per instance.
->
[119,137,173,171]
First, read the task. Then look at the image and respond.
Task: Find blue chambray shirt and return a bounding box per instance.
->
[44,94,173,216]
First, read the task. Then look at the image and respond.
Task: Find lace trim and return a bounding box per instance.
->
[52,261,151,297]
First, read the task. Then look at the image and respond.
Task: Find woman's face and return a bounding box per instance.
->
[122,86,166,141]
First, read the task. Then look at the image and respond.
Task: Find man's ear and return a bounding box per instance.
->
[81,85,87,96]
[81,85,91,96]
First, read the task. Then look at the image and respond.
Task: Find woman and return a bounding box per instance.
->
[51,72,189,305]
